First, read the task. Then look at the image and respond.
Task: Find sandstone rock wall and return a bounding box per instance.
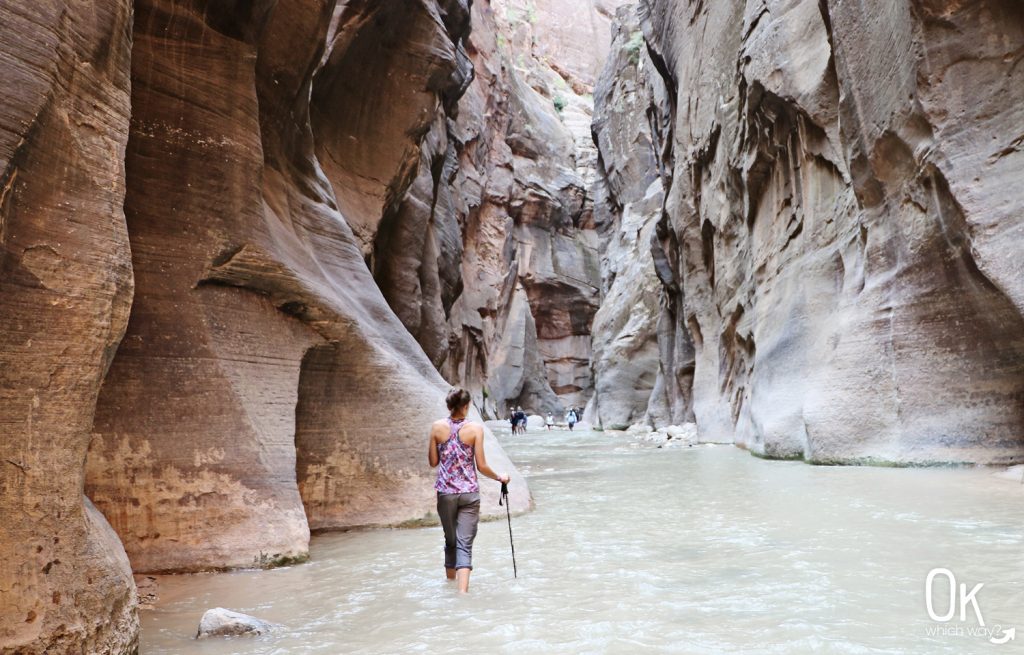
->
[369,0,606,418]
[84,0,530,575]
[587,5,692,430]
[0,3,139,654]
[591,0,1024,464]
[3,1,544,651]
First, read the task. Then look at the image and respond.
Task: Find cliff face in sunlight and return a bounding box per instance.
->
[591,0,1024,464]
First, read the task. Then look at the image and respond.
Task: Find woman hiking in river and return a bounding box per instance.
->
[428,388,509,593]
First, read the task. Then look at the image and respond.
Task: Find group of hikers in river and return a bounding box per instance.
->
[508,405,582,433]
[428,389,582,593]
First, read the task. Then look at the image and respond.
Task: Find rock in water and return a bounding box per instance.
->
[196,608,278,639]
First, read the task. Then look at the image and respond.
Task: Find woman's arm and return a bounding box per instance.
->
[427,424,439,468]
[472,427,509,483]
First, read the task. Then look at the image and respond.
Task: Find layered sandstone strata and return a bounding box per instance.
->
[591,0,1024,464]
[85,0,529,576]
[587,6,690,430]
[0,2,138,653]
[371,0,610,418]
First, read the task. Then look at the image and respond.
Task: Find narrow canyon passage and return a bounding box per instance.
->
[3,0,1024,652]
[141,427,1024,654]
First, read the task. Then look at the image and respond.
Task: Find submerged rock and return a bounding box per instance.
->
[993,466,1024,483]
[196,608,278,639]
[658,425,699,449]
[623,423,699,449]
[626,423,656,436]
[135,576,159,611]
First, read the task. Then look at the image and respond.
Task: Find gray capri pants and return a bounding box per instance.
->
[437,492,481,570]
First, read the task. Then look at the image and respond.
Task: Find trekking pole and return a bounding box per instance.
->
[498,481,517,578]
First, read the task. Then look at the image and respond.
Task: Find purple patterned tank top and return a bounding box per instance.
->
[435,417,479,494]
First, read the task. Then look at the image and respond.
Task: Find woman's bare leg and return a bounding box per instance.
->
[456,568,471,593]
[446,567,456,580]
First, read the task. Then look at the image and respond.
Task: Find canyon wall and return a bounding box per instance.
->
[591,0,1024,464]
[0,3,139,654]
[85,0,531,575]
[587,6,691,430]
[2,1,574,651]
[372,0,615,418]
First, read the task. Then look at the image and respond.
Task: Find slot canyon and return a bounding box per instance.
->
[1,0,1022,652]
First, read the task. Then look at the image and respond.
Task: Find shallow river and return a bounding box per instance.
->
[141,427,1024,654]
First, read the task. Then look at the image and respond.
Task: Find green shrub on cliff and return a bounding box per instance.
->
[626,31,645,65]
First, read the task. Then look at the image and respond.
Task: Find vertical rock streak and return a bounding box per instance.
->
[590,0,1024,465]
[0,2,138,654]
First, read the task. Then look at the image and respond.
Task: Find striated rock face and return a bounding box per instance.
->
[592,0,1024,464]
[367,0,605,418]
[448,1,601,416]
[587,6,688,431]
[85,0,530,574]
[86,0,324,574]
[0,2,139,654]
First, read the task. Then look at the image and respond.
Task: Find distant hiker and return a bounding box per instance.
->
[429,388,509,593]
[515,406,526,434]
[566,408,577,431]
[545,413,554,430]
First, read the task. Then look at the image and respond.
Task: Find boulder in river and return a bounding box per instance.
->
[196,608,279,639]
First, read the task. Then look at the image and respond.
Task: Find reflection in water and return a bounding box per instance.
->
[141,428,1024,654]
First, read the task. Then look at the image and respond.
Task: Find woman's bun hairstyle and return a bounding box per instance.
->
[446,387,471,412]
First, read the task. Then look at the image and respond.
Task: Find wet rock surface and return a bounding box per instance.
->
[590,0,1024,464]
[196,608,278,638]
